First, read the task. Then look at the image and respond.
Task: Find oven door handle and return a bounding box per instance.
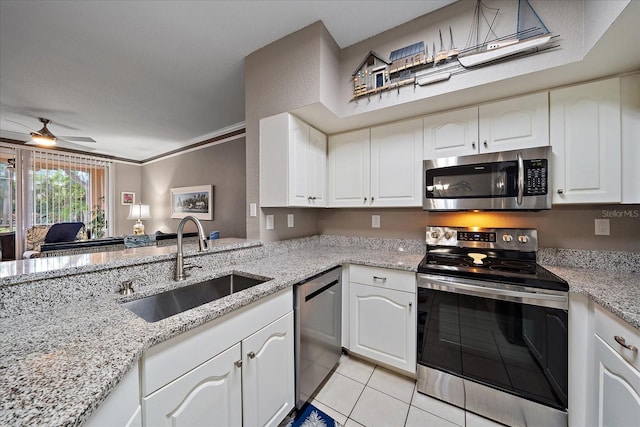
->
[517,151,524,206]
[418,274,568,310]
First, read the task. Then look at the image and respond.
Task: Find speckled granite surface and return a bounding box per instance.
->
[0,235,637,426]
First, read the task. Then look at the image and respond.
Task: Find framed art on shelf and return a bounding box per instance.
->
[121,191,135,205]
[170,185,214,220]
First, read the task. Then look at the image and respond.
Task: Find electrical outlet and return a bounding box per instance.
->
[249,203,257,217]
[287,214,294,228]
[372,215,380,228]
[266,215,274,230]
[595,218,610,235]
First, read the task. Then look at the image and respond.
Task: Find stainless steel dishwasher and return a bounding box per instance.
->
[294,265,342,409]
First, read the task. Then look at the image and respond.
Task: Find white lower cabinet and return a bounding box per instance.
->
[593,304,640,427]
[242,311,295,427]
[348,265,416,374]
[141,289,294,427]
[86,364,141,427]
[144,344,243,426]
[568,293,640,427]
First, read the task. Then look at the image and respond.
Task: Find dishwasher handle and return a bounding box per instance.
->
[305,280,339,302]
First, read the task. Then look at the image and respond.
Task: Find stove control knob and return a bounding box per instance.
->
[444,231,453,240]
[430,231,440,239]
[518,235,530,244]
[502,234,513,242]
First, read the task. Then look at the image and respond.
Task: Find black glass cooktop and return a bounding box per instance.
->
[417,247,569,292]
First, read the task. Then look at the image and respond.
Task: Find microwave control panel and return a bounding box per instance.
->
[524,159,547,195]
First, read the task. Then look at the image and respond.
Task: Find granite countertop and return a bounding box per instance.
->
[0,243,422,426]
[545,265,640,329]
[0,238,637,426]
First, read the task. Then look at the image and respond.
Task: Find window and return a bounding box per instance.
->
[0,144,112,257]
[29,150,108,227]
[0,146,16,233]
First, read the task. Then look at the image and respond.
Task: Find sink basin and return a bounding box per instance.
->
[121,274,268,322]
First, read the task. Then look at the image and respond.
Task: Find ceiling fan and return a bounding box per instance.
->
[5,117,97,151]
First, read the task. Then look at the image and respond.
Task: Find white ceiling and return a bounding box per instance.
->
[0,0,456,161]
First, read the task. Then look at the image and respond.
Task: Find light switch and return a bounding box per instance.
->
[249,203,257,217]
[372,215,380,228]
[266,215,274,230]
[287,214,294,228]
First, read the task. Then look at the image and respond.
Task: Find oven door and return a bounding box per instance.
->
[417,274,568,412]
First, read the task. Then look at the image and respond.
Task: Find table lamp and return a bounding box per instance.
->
[127,204,151,235]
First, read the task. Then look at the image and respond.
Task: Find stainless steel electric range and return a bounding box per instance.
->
[416,226,569,427]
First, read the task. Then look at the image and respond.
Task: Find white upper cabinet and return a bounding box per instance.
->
[621,73,640,204]
[551,78,621,204]
[328,119,423,207]
[479,92,549,153]
[327,128,371,207]
[423,106,479,159]
[424,92,549,159]
[260,113,327,207]
[370,119,423,207]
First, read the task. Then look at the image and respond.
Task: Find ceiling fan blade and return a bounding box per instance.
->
[4,118,41,134]
[58,136,97,143]
[56,140,97,151]
[25,139,96,152]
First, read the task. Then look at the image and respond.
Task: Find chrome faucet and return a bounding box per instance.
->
[175,215,209,281]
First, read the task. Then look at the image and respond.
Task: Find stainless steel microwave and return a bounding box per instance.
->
[423,146,551,211]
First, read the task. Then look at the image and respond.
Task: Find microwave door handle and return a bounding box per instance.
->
[517,151,524,205]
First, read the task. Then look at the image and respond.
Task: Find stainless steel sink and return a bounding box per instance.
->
[121,274,269,322]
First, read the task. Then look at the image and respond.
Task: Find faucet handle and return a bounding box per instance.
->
[118,280,135,296]
[183,263,202,278]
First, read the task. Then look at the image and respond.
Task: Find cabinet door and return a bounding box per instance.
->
[551,78,621,204]
[423,106,479,158]
[309,126,327,206]
[288,115,312,206]
[86,364,141,427]
[371,118,423,207]
[350,283,416,374]
[143,343,242,427]
[243,311,295,427]
[621,74,640,204]
[327,129,371,207]
[594,336,640,427]
[479,92,549,153]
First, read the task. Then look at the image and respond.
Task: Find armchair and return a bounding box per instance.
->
[23,222,86,259]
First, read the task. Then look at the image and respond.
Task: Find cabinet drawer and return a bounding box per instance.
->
[595,304,640,372]
[350,265,415,293]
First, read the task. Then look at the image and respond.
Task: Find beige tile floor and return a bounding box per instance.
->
[310,354,506,427]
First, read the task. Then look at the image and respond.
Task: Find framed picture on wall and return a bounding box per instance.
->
[170,185,214,220]
[121,191,135,205]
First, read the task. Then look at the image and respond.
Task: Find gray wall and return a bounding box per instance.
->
[245,21,340,241]
[317,205,640,252]
[112,162,142,236]
[141,138,246,237]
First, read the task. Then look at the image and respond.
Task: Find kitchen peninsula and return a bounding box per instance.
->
[0,236,638,426]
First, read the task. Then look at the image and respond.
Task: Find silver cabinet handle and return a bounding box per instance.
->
[614,336,638,352]
[247,351,256,359]
[557,189,564,194]
[373,276,387,281]
[234,360,243,368]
